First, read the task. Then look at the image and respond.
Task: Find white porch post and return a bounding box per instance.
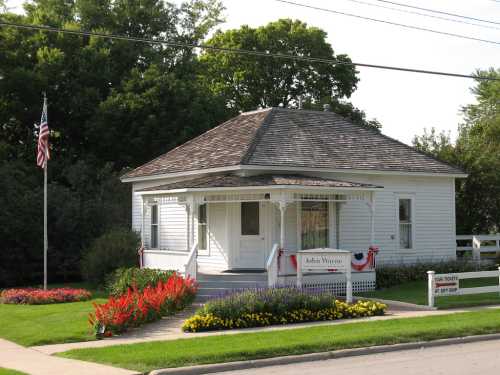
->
[369,192,375,245]
[141,197,146,247]
[279,201,287,249]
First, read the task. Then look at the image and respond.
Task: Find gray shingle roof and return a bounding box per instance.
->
[138,174,382,191]
[123,107,463,179]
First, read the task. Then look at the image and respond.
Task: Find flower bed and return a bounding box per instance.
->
[182,288,386,332]
[0,288,92,305]
[90,273,197,337]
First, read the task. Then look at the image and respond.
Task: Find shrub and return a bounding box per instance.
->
[182,288,386,332]
[89,273,197,337]
[0,288,92,305]
[81,228,140,285]
[106,268,175,297]
[376,260,496,289]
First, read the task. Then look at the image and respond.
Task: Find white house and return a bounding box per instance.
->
[121,108,466,293]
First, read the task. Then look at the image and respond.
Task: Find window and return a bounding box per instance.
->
[241,202,259,235]
[301,201,329,250]
[150,204,159,249]
[398,198,413,249]
[198,204,207,251]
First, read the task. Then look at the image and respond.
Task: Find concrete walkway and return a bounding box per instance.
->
[0,339,138,375]
[33,303,500,355]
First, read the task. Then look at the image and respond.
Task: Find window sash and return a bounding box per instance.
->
[198,204,207,251]
[241,202,260,236]
[398,198,413,249]
[301,201,329,250]
[150,205,159,248]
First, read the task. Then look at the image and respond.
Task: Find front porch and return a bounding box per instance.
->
[136,174,382,290]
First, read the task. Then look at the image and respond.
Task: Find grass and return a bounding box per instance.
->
[0,283,105,346]
[0,369,28,375]
[59,308,500,373]
[358,278,500,309]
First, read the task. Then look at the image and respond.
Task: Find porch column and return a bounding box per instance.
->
[369,192,375,245]
[279,201,288,249]
[141,197,146,247]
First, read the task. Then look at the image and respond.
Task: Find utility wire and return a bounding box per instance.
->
[374,0,500,26]
[0,20,498,81]
[342,0,500,31]
[274,0,500,46]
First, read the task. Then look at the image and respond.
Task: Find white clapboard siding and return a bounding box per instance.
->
[160,204,188,251]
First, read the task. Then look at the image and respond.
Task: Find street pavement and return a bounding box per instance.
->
[218,339,500,375]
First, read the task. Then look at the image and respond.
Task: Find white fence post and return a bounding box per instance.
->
[498,266,500,297]
[346,261,353,304]
[296,253,303,288]
[427,270,435,308]
[472,236,481,261]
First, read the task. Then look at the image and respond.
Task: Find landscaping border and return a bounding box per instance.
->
[150,333,500,375]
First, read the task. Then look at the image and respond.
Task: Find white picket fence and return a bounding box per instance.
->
[456,234,500,260]
[427,268,500,308]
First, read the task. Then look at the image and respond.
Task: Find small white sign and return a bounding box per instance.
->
[300,252,350,271]
[433,274,459,296]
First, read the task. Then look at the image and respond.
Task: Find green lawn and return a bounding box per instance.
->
[59,308,500,373]
[0,368,28,375]
[358,278,500,309]
[0,283,105,346]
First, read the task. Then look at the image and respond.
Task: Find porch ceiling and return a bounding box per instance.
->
[137,174,383,194]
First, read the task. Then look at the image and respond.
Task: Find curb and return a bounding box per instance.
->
[149,333,500,375]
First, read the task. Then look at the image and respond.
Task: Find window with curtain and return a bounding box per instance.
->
[301,201,329,249]
[399,198,413,249]
[241,202,259,235]
[150,204,159,249]
[198,204,207,251]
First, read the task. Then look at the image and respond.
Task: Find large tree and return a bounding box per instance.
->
[0,0,228,286]
[413,68,500,234]
[200,19,379,129]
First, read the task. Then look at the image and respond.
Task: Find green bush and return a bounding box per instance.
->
[106,267,175,297]
[81,228,140,285]
[376,260,496,289]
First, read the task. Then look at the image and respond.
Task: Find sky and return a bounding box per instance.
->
[5,0,500,145]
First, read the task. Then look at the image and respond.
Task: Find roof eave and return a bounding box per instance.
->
[122,164,467,183]
[137,184,384,195]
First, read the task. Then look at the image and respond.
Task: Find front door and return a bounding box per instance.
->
[238,201,266,269]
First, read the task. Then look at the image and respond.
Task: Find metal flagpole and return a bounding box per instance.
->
[43,156,48,290]
[43,93,48,290]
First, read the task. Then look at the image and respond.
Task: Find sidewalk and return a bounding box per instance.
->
[0,339,138,375]
[33,303,500,355]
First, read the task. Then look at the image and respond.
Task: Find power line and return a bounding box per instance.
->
[274,0,500,46]
[342,0,500,31]
[374,0,500,26]
[0,20,498,81]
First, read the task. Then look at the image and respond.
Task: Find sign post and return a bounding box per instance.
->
[296,249,353,303]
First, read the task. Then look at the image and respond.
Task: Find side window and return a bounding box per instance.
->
[398,198,413,249]
[198,204,207,251]
[150,204,159,249]
[241,202,259,236]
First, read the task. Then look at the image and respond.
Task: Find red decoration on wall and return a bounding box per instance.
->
[351,246,379,271]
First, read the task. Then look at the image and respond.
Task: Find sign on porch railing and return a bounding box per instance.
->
[427,268,500,308]
[296,249,353,303]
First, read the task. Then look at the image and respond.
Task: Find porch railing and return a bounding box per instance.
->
[184,241,198,280]
[266,243,280,287]
[456,234,500,260]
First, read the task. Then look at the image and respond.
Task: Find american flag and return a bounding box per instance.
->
[37,97,50,168]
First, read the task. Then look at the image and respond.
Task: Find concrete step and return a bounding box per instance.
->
[197,273,267,283]
[197,280,267,289]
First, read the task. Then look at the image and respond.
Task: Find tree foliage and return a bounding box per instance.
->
[0,2,374,286]
[413,68,500,234]
[200,19,379,129]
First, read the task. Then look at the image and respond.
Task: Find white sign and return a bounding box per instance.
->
[301,253,350,271]
[296,249,352,303]
[433,274,459,296]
